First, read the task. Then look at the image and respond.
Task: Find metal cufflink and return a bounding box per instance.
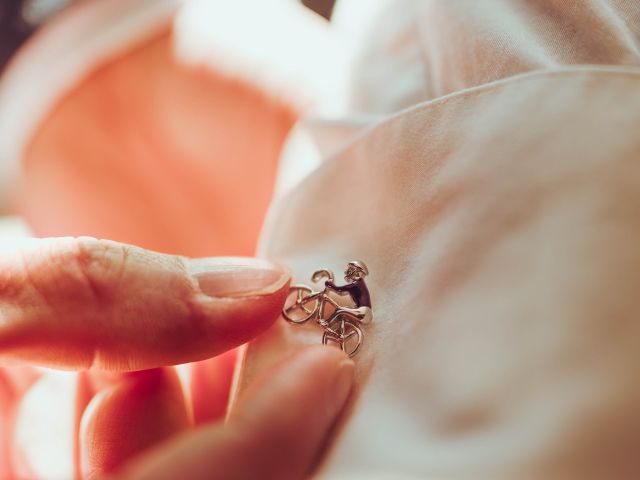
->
[282,261,372,357]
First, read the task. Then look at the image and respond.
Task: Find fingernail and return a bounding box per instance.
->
[188,257,288,298]
[329,359,355,417]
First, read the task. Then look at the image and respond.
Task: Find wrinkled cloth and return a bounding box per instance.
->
[3,0,640,478]
[239,1,640,479]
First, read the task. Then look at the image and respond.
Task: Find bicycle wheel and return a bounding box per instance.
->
[322,319,363,357]
[282,285,319,324]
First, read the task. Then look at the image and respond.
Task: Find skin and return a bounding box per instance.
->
[6,25,306,478]
[0,237,354,478]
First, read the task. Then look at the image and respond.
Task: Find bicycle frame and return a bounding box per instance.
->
[282,264,370,358]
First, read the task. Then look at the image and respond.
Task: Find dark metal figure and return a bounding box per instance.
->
[282,261,373,357]
[323,261,372,326]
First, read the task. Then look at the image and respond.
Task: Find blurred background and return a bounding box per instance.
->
[0,0,338,72]
[0,0,355,254]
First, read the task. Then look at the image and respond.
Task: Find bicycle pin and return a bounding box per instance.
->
[282,261,372,358]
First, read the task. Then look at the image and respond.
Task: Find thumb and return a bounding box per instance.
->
[0,237,289,370]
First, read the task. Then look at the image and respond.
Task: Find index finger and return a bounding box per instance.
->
[0,237,289,370]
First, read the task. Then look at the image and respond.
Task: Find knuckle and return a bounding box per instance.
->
[72,237,130,300]
[0,237,133,316]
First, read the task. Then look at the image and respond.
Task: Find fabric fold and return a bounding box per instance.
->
[248,67,640,479]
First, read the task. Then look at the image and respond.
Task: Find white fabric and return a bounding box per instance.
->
[241,1,640,479]
[173,0,348,113]
[253,67,640,480]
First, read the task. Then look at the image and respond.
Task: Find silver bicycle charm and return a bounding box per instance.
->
[282,261,372,358]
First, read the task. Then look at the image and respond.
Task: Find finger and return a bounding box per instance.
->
[79,350,238,476]
[190,351,237,425]
[80,368,190,477]
[118,346,355,480]
[0,237,289,370]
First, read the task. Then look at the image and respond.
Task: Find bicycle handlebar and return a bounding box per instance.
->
[311,269,335,283]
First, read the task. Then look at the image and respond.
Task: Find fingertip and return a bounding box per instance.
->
[224,346,354,478]
[80,368,190,476]
[329,356,356,419]
[288,345,356,423]
[231,345,354,443]
[186,272,291,356]
[116,347,354,480]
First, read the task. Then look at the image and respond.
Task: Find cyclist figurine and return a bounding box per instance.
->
[282,260,373,356]
[323,261,373,326]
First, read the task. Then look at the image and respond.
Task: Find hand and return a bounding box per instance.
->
[112,346,354,480]
[0,237,353,478]
[0,236,288,370]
